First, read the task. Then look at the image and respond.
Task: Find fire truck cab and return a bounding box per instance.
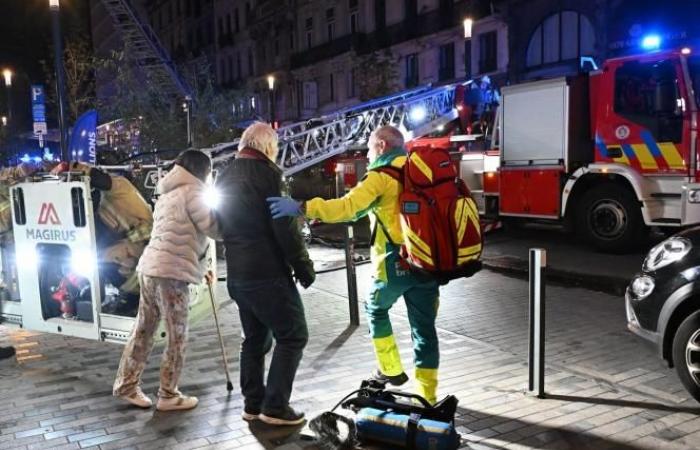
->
[0,172,216,343]
[448,50,700,252]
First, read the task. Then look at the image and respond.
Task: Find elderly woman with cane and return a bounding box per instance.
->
[113,150,219,411]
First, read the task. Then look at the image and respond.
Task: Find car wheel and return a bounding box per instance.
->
[672,310,700,403]
[576,183,646,253]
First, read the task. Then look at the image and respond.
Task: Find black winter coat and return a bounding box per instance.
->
[215,148,314,283]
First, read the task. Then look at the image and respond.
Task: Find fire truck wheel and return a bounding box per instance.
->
[576,183,645,253]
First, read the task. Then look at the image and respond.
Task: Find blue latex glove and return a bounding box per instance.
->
[267,196,302,219]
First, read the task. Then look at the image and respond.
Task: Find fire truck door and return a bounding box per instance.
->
[10,179,104,340]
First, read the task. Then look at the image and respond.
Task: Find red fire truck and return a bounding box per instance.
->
[412,49,700,252]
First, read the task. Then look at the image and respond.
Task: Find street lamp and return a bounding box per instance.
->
[463,17,473,39]
[2,69,12,125]
[267,75,276,128]
[49,0,69,162]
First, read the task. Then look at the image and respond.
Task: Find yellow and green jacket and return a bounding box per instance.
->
[305,148,407,282]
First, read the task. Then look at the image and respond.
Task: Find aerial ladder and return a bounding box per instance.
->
[98,0,192,99]
[209,83,462,176]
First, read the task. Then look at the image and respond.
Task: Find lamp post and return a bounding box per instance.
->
[49,0,69,162]
[267,75,276,128]
[2,69,12,124]
[183,95,193,147]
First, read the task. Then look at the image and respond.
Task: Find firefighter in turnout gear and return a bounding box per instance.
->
[51,162,153,302]
[267,126,441,404]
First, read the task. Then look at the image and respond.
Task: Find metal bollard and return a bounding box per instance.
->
[528,248,546,398]
[336,165,360,326]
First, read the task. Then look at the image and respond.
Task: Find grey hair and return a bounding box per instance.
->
[238,122,280,161]
[373,125,405,149]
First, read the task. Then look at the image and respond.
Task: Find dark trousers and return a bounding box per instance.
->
[227,276,308,412]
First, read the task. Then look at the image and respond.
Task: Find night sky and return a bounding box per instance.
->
[0,0,90,132]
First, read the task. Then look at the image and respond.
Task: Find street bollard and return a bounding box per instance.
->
[336,165,360,326]
[528,248,546,398]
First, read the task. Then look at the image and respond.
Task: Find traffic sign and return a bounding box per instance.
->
[30,84,47,137]
[143,170,159,189]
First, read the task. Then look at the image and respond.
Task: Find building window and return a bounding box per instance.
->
[375,0,386,30]
[350,13,358,34]
[218,18,224,39]
[194,0,201,17]
[226,14,232,35]
[176,0,181,17]
[234,9,240,33]
[349,0,358,10]
[275,39,280,57]
[196,27,203,49]
[404,0,417,20]
[439,42,455,81]
[248,49,254,76]
[347,69,356,98]
[303,81,318,109]
[327,23,335,41]
[526,11,595,68]
[405,53,419,87]
[478,31,497,73]
[290,33,295,50]
[185,0,191,17]
[614,59,682,143]
[305,17,314,49]
[330,73,335,102]
[220,60,226,84]
[237,53,242,79]
[245,2,251,24]
[168,3,173,23]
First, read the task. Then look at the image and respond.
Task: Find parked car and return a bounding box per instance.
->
[626,228,700,402]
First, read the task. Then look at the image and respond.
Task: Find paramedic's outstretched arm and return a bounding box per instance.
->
[305,171,386,223]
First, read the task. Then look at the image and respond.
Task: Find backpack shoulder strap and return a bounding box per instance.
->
[371,165,403,182]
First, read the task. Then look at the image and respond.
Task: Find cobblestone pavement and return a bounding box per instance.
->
[1,262,700,450]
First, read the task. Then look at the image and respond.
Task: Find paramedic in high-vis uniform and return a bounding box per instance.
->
[267,125,442,404]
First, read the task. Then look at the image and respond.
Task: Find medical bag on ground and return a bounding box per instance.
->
[372,146,482,284]
[307,379,461,450]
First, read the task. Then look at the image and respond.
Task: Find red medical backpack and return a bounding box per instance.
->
[373,147,482,283]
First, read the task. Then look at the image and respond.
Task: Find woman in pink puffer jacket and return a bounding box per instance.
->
[113,150,218,411]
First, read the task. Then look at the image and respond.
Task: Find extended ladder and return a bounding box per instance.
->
[209,82,461,176]
[99,0,192,99]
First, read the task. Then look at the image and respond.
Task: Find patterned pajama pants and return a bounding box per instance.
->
[113,274,190,399]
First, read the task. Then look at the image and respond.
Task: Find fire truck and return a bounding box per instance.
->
[413,49,700,252]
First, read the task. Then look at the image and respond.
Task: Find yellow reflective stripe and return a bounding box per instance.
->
[455,199,468,242]
[372,335,404,376]
[458,244,482,257]
[658,142,686,170]
[410,153,433,182]
[405,239,434,266]
[403,225,431,255]
[464,198,482,237]
[458,254,480,264]
[415,367,438,405]
[631,144,658,170]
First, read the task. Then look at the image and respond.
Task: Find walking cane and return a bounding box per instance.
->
[206,272,234,392]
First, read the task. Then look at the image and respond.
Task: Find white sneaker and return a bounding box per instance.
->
[119,389,153,408]
[156,394,199,411]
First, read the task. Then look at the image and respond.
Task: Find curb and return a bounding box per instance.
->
[482,256,629,297]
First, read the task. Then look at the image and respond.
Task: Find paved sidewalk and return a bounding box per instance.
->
[1,265,699,449]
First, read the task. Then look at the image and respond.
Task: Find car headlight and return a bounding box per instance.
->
[643,237,692,271]
[688,188,700,203]
[630,275,655,299]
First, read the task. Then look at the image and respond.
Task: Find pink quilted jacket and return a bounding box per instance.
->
[137,165,218,284]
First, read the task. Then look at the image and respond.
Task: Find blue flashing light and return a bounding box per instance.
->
[32,156,42,163]
[641,35,661,50]
[20,154,31,164]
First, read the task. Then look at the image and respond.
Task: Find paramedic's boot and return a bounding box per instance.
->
[157,394,198,411]
[369,369,409,387]
[260,405,305,426]
[0,346,15,360]
[119,388,153,408]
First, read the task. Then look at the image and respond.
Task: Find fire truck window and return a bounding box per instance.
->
[688,56,700,109]
[614,60,683,143]
[11,187,26,225]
